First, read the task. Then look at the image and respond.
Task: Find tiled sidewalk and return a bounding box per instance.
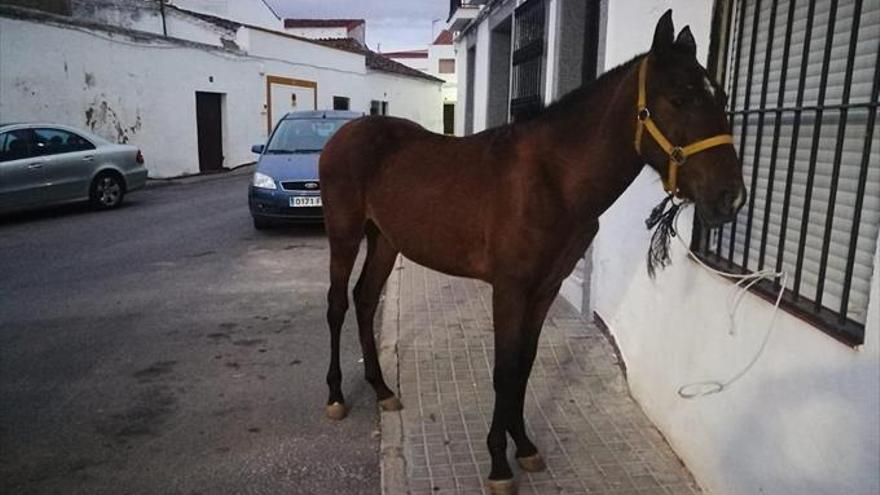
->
[379,258,701,495]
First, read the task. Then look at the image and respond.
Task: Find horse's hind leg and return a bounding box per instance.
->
[353,222,401,410]
[325,233,360,420]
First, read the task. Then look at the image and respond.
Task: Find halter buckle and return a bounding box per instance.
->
[637,107,650,122]
[670,146,686,165]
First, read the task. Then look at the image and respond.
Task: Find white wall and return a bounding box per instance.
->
[0,15,442,177]
[391,45,457,106]
[428,43,458,104]
[542,0,559,106]
[460,20,493,133]
[454,36,469,135]
[171,0,281,30]
[367,72,444,133]
[0,16,266,177]
[71,1,235,48]
[590,2,880,495]
[472,21,492,132]
[245,27,441,129]
[244,27,366,76]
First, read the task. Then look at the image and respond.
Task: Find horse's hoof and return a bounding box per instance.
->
[378,396,403,412]
[517,453,546,472]
[487,478,517,495]
[325,402,347,420]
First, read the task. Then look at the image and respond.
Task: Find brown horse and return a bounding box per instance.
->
[319,11,745,493]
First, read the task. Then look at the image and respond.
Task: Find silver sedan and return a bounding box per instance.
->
[0,123,149,214]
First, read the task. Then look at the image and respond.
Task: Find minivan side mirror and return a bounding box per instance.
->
[251,144,265,154]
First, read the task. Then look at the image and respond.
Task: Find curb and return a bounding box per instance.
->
[378,256,407,495]
[146,163,255,188]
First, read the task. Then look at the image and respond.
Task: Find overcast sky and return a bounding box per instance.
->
[268,0,448,52]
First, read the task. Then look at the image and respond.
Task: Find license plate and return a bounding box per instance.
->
[289,196,322,208]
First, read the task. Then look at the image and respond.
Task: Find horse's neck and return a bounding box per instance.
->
[541,59,647,218]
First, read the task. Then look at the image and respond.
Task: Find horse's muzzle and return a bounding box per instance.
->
[698,184,747,227]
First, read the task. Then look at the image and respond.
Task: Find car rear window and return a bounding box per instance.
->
[33,128,95,156]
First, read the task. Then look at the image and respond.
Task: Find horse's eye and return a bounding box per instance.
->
[671,96,688,108]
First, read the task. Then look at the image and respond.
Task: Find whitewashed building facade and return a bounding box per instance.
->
[385,30,460,134]
[451,0,880,494]
[0,0,443,177]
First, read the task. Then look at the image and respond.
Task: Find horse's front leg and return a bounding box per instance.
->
[487,281,528,494]
[507,283,561,474]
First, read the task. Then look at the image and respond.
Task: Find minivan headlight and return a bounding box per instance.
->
[252,172,276,190]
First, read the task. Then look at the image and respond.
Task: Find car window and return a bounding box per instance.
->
[266,118,348,154]
[33,128,96,156]
[0,130,35,163]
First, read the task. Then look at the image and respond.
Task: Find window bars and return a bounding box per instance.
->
[696,0,880,345]
[511,0,546,120]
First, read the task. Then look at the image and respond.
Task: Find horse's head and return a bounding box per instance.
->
[639,10,746,227]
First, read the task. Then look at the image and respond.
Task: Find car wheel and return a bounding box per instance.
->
[253,216,273,230]
[90,173,125,210]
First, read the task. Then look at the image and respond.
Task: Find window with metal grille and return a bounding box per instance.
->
[510,0,546,120]
[696,0,880,345]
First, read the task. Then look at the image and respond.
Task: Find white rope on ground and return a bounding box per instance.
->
[671,203,788,399]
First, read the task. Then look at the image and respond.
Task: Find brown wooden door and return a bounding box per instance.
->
[195,92,223,173]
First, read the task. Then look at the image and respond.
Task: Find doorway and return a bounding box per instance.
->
[195,91,224,173]
[443,103,455,134]
[487,15,513,127]
[266,75,318,133]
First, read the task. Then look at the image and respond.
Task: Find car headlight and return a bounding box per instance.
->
[252,172,276,190]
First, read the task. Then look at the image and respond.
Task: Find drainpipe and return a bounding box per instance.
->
[159,0,168,37]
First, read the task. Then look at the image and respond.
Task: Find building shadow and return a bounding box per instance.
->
[0,200,143,227]
[714,360,879,494]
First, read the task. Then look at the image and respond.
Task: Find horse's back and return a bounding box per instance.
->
[320,116,427,178]
[320,116,498,279]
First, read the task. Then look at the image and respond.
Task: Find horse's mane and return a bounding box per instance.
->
[527,53,646,123]
[471,54,645,142]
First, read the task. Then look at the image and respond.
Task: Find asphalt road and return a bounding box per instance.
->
[0,169,380,494]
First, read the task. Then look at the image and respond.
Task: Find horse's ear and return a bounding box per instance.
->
[675,26,697,57]
[651,9,675,55]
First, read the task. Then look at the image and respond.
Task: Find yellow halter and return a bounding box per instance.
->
[634,56,734,196]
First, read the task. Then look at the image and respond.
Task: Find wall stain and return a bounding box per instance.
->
[84,98,142,144]
[13,78,35,97]
[84,72,96,88]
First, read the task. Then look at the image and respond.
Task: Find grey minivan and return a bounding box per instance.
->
[0,123,148,214]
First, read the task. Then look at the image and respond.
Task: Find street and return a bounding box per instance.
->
[0,168,380,494]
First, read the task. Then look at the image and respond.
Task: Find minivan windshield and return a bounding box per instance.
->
[266,118,348,154]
